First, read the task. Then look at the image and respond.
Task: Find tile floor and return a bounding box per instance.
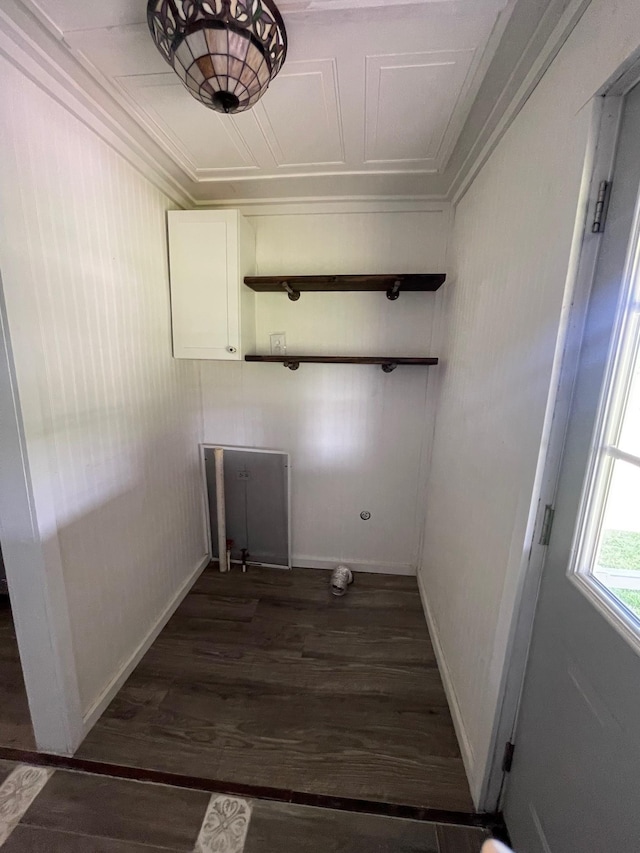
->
[0,759,490,852]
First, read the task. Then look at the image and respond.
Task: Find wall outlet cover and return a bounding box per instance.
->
[270,332,287,356]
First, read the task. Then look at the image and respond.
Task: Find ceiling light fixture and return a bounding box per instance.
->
[147,0,287,114]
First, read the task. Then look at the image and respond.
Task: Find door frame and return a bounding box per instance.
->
[479,56,640,812]
[0,272,84,754]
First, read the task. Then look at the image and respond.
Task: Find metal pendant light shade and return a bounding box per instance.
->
[147,0,287,114]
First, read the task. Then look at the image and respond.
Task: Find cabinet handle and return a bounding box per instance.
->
[226,346,237,354]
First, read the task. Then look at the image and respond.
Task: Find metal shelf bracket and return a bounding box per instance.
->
[281,281,300,301]
[386,280,402,300]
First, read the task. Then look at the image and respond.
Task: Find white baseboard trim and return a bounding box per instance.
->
[292,556,415,576]
[416,570,478,804]
[81,554,210,735]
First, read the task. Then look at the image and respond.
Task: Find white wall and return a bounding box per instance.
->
[201,203,450,573]
[419,0,640,806]
[0,56,206,724]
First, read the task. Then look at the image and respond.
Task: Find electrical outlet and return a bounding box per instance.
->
[270,332,287,356]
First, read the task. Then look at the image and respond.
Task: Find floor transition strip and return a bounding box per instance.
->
[0,745,502,830]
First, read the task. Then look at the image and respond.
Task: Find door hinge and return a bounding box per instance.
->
[592,180,612,233]
[539,504,555,547]
[502,741,515,773]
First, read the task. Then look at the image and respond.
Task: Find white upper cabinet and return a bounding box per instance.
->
[167,210,256,360]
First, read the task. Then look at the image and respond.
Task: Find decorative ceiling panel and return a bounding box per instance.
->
[36,0,144,31]
[17,0,582,201]
[252,59,344,167]
[46,0,508,188]
[365,50,475,166]
[63,24,168,77]
[118,74,260,172]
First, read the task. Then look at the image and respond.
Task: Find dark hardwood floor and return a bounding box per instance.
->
[78,566,473,812]
[0,596,35,750]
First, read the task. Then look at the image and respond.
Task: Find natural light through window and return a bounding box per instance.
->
[576,220,640,628]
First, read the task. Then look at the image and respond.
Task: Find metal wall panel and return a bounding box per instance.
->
[205,447,290,569]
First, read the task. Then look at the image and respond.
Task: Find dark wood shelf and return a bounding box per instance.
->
[245,355,439,373]
[244,274,445,301]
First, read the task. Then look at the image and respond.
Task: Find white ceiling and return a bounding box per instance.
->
[19,0,580,202]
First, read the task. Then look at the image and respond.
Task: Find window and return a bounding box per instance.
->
[573,199,640,629]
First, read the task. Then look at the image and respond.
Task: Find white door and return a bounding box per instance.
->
[504,82,640,851]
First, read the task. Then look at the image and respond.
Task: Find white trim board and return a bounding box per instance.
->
[195,195,451,209]
[225,199,451,216]
[417,569,477,804]
[0,276,84,755]
[450,0,592,205]
[294,557,415,576]
[477,94,626,813]
[81,554,210,735]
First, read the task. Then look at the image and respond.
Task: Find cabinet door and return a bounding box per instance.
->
[168,210,240,360]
